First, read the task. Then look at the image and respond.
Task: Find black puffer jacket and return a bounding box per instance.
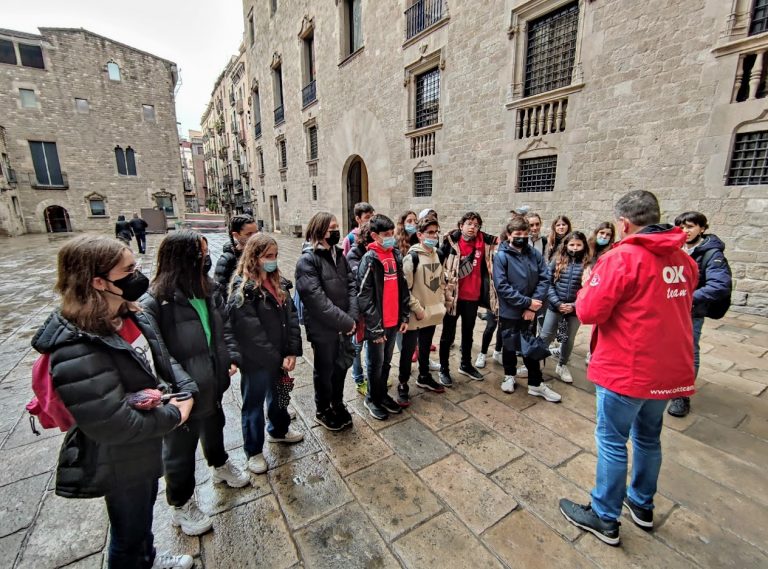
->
[690,234,732,318]
[547,258,586,309]
[295,243,358,344]
[357,247,410,340]
[141,289,237,418]
[346,242,366,275]
[227,277,302,374]
[213,242,240,305]
[31,310,197,499]
[115,220,133,242]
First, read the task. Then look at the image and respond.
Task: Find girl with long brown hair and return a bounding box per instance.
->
[545,215,572,261]
[31,235,195,569]
[395,210,418,256]
[227,234,303,475]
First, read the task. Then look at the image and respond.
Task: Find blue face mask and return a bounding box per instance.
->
[423,238,439,249]
[596,237,611,247]
[381,236,396,250]
[262,260,278,273]
[404,224,417,235]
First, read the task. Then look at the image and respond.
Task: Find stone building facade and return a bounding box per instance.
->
[0,27,185,235]
[189,130,207,212]
[221,0,767,314]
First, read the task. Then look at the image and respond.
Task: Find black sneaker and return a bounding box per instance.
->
[559,499,621,546]
[397,383,411,407]
[315,408,344,431]
[363,398,389,421]
[381,394,403,414]
[415,375,446,393]
[623,498,653,530]
[667,397,690,417]
[438,369,453,388]
[458,364,484,381]
[332,403,354,429]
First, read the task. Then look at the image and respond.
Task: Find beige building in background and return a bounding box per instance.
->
[0,27,184,235]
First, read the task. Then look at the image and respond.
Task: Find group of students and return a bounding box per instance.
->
[32,195,730,567]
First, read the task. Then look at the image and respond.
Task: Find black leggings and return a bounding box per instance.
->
[480,311,503,354]
[439,300,479,370]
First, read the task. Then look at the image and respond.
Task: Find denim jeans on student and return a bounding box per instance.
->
[104,477,158,568]
[241,369,290,457]
[538,310,581,365]
[351,337,366,384]
[591,385,668,522]
[367,327,398,404]
[692,316,704,377]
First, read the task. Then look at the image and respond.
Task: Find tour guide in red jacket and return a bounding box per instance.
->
[559,190,698,547]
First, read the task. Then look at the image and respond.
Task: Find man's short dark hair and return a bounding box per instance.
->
[417,216,439,233]
[506,215,530,234]
[674,211,708,230]
[614,190,661,227]
[459,211,482,229]
[354,202,375,218]
[369,213,395,233]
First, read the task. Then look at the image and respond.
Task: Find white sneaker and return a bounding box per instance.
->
[429,359,441,371]
[247,453,268,474]
[528,384,562,402]
[550,346,561,358]
[501,375,516,393]
[516,366,528,378]
[492,351,504,365]
[475,353,487,369]
[288,406,297,420]
[152,552,194,569]
[212,458,250,488]
[556,364,573,383]
[171,499,212,536]
[266,427,304,444]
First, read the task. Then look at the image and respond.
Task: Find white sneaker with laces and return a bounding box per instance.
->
[212,458,250,488]
[170,499,212,536]
[556,364,573,383]
[516,366,528,378]
[266,427,304,444]
[475,353,487,369]
[152,552,194,569]
[501,375,516,393]
[492,351,504,365]
[429,360,441,371]
[247,453,268,474]
[528,383,562,402]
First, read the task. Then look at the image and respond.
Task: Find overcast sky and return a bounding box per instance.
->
[5,0,244,137]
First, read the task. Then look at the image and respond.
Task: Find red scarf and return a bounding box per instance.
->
[368,242,399,328]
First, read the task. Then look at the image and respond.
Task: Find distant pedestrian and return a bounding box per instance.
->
[559,190,698,546]
[342,202,375,256]
[115,214,133,247]
[129,213,149,254]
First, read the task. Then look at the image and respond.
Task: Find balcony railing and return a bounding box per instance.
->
[236,99,244,114]
[222,174,232,187]
[231,120,240,134]
[514,96,568,139]
[302,79,317,108]
[218,148,228,160]
[409,130,436,158]
[733,48,767,102]
[29,171,69,189]
[405,0,447,41]
[274,105,285,125]
[233,151,241,162]
[238,132,247,147]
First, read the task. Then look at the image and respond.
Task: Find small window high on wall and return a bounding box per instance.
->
[107,61,121,81]
[115,146,137,176]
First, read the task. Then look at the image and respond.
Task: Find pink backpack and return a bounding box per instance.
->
[26,353,75,434]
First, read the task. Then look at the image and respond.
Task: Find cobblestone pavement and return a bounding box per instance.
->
[0,232,767,569]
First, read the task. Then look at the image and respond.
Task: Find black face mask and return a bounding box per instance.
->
[567,249,585,260]
[101,270,149,302]
[511,237,527,248]
[202,254,212,274]
[326,230,341,247]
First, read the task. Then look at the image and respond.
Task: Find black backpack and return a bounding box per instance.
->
[699,249,732,319]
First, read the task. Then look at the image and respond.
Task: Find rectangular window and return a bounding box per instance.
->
[349,0,363,54]
[518,156,557,192]
[751,0,768,35]
[302,33,317,107]
[727,131,768,185]
[524,2,579,97]
[18,44,44,69]
[12,196,21,217]
[279,139,287,169]
[414,170,433,197]
[308,125,318,160]
[249,14,255,45]
[75,98,89,113]
[415,68,440,128]
[156,196,174,216]
[142,104,156,121]
[273,66,284,124]
[271,0,277,15]
[0,39,16,65]
[405,0,446,40]
[283,187,288,202]
[29,141,64,187]
[312,183,318,201]
[89,199,106,216]
[19,88,37,108]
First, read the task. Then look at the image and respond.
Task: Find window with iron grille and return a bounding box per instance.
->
[279,139,287,169]
[727,131,768,185]
[311,183,318,200]
[751,0,768,35]
[308,126,318,160]
[283,187,288,202]
[524,2,579,97]
[414,170,433,197]
[518,156,557,192]
[415,68,440,128]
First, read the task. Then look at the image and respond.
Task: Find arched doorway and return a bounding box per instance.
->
[44,205,71,233]
[344,155,368,232]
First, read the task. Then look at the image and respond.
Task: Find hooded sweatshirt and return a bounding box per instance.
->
[403,242,446,330]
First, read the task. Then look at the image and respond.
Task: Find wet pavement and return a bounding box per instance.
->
[0,231,767,568]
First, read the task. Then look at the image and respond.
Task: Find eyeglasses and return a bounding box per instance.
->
[463,222,480,229]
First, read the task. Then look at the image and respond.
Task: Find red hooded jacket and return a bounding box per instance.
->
[576,226,699,399]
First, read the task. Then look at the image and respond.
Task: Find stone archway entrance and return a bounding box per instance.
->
[44,205,71,233]
[344,155,368,233]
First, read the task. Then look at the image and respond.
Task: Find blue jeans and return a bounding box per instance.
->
[539,310,581,365]
[366,327,398,404]
[692,316,704,377]
[105,477,158,568]
[351,337,367,384]
[591,385,667,522]
[241,369,290,457]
